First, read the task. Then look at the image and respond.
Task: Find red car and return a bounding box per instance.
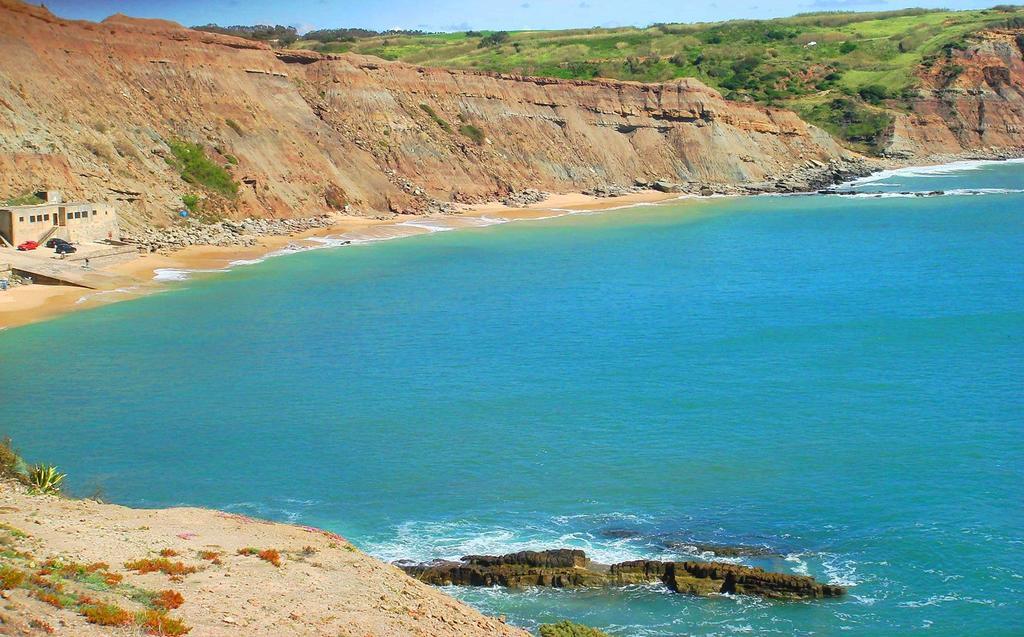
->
[16,241,39,251]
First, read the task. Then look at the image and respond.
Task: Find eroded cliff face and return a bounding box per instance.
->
[0,0,858,227]
[885,30,1024,158]
[0,0,1018,228]
[299,58,854,207]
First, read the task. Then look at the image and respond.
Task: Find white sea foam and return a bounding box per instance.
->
[152,267,230,282]
[74,286,145,304]
[363,514,693,566]
[395,219,458,232]
[821,188,1024,199]
[842,157,1024,187]
[784,552,812,577]
[821,553,862,587]
[222,498,320,524]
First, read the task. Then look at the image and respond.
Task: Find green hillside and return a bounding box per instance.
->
[294,6,1024,154]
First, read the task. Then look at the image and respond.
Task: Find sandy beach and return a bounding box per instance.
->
[0,190,680,330]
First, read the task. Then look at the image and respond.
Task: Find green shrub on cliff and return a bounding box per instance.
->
[0,192,44,206]
[225,118,244,135]
[459,124,486,144]
[181,194,200,213]
[419,104,453,133]
[539,620,610,637]
[0,437,28,483]
[166,139,239,198]
[293,5,1024,154]
[27,464,65,495]
[794,97,892,154]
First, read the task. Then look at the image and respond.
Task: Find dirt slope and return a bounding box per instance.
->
[0,481,527,636]
[0,0,855,228]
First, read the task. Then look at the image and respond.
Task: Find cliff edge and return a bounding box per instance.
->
[0,481,527,636]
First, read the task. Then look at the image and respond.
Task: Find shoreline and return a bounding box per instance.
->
[2,153,1022,331]
[0,190,681,330]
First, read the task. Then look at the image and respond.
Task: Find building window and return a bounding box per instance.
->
[44,214,50,221]
[18,217,24,223]
[29,216,35,223]
[92,210,97,216]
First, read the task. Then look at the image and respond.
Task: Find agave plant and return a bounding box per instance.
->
[27,464,65,495]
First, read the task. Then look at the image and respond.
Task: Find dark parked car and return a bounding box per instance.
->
[55,243,77,255]
[45,238,72,249]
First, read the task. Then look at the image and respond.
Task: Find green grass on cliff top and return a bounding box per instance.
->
[294,6,1024,153]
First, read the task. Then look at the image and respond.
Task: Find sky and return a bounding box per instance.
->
[36,0,999,33]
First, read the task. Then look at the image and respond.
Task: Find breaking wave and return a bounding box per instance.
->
[841,157,1024,187]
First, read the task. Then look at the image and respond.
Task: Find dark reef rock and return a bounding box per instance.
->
[399,550,604,588]
[397,549,845,600]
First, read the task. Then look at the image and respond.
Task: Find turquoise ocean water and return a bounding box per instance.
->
[1,160,1022,635]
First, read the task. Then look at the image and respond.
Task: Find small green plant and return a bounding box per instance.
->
[152,589,184,610]
[138,610,191,636]
[225,118,244,135]
[539,620,610,637]
[419,103,452,133]
[224,154,239,165]
[27,465,65,495]
[181,194,200,213]
[166,139,239,197]
[0,193,45,207]
[478,31,510,47]
[81,603,134,627]
[257,549,281,567]
[0,437,28,482]
[459,124,485,144]
[0,565,25,590]
[124,558,198,577]
[857,84,889,104]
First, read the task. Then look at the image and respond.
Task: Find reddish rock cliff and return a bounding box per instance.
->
[0,0,1019,227]
[0,0,857,226]
[885,29,1024,158]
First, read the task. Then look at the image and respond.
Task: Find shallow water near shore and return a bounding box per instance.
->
[1,161,1023,635]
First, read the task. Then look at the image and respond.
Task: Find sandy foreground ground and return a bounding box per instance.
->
[0,191,680,330]
[0,481,528,636]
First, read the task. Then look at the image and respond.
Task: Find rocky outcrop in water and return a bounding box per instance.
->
[397,549,845,600]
